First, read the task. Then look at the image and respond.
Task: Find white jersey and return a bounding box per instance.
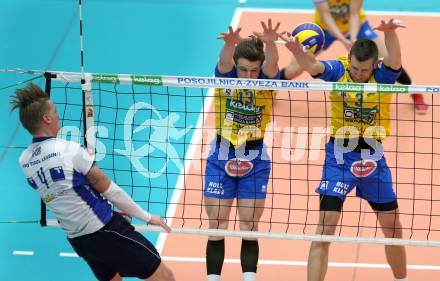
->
[19,137,112,238]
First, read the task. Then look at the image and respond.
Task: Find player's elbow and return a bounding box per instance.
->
[86,165,112,193]
[384,59,402,72]
[304,64,323,77]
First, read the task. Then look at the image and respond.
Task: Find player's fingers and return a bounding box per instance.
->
[228,26,233,33]
[217,32,227,39]
[392,19,406,28]
[267,18,272,30]
[261,21,268,32]
[273,21,281,32]
[277,32,289,42]
[161,220,172,233]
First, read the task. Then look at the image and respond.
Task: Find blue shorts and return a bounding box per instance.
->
[316,141,396,204]
[204,140,271,199]
[322,21,378,50]
[68,212,161,280]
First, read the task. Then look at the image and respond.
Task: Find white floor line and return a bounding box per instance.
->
[13,252,436,271]
[155,88,215,254]
[12,250,34,256]
[59,252,79,257]
[161,256,440,270]
[156,7,243,254]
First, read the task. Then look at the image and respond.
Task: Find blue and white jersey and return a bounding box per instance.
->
[19,137,112,238]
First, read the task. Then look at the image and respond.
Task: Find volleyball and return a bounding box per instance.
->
[290,22,325,54]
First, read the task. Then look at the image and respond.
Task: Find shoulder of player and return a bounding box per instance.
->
[374,60,401,75]
[46,139,88,157]
[215,65,237,78]
[316,59,345,79]
[19,146,32,165]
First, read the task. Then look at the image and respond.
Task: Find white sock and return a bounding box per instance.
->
[395,278,408,281]
[243,272,256,281]
[207,274,221,281]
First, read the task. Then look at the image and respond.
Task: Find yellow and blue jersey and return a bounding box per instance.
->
[317,55,401,140]
[214,66,279,147]
[313,0,367,34]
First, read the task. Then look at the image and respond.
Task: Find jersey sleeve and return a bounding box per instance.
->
[373,61,402,84]
[314,60,345,82]
[71,143,95,175]
[260,69,281,80]
[215,65,237,78]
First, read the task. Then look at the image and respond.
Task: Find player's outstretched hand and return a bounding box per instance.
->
[253,18,281,44]
[373,19,406,31]
[149,214,172,233]
[218,26,243,46]
[278,32,308,56]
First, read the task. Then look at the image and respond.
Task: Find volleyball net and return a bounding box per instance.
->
[39,70,440,247]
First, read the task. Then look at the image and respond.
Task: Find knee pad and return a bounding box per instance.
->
[240,239,259,273]
[206,239,225,275]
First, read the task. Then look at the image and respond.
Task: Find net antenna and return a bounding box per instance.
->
[78,0,95,152]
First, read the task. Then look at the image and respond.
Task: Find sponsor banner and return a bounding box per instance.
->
[333,82,364,93]
[175,77,310,90]
[92,73,119,84]
[426,87,440,93]
[131,75,163,86]
[377,84,409,93]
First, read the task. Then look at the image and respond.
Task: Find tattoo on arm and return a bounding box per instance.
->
[86,165,101,186]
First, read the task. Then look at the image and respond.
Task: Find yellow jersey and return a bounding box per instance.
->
[313,0,367,34]
[214,66,279,147]
[214,87,275,147]
[317,55,401,140]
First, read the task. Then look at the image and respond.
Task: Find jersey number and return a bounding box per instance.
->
[33,166,65,189]
[238,90,254,106]
[354,93,363,107]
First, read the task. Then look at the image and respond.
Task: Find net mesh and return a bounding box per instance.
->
[45,71,440,246]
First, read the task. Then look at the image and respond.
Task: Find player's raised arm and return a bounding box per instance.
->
[86,164,171,232]
[349,0,363,43]
[315,0,351,50]
[217,26,242,74]
[253,18,281,78]
[374,19,405,70]
[279,33,325,76]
